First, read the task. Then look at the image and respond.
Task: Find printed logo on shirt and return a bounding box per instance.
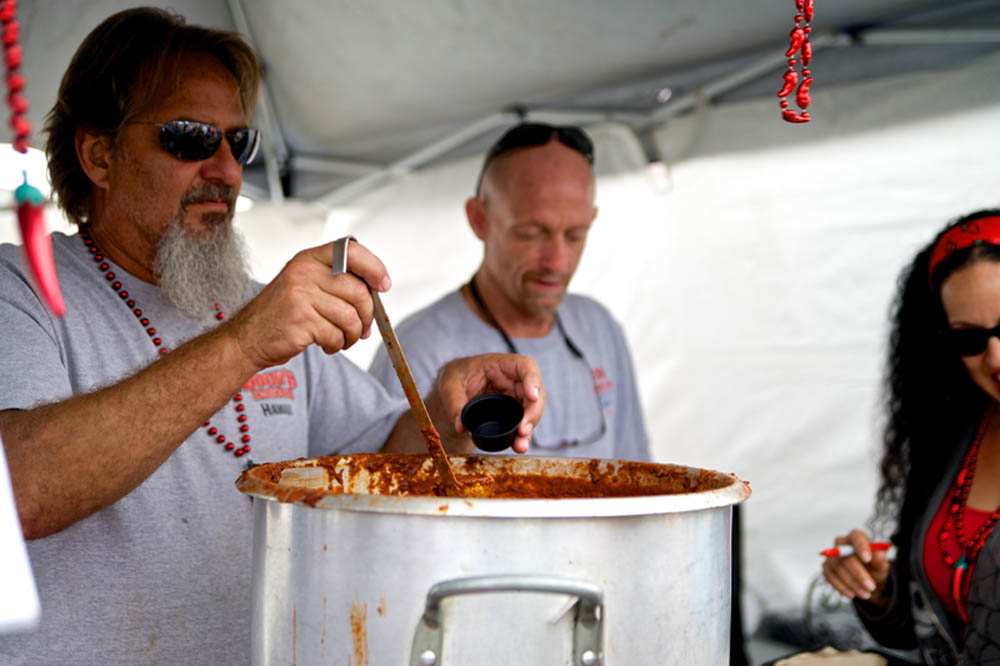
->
[244,369,298,401]
[593,367,615,411]
[261,403,293,417]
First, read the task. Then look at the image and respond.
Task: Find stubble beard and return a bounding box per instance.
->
[520,273,568,318]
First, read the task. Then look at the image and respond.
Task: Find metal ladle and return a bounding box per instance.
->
[331,237,466,495]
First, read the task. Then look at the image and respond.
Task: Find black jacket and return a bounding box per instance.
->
[854,425,1000,664]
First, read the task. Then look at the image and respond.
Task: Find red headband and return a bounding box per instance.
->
[929,216,1000,280]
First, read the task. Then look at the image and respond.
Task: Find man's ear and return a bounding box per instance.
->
[465,197,488,241]
[75,127,114,191]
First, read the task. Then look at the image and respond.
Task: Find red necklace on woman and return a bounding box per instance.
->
[937,412,1000,623]
[79,227,253,462]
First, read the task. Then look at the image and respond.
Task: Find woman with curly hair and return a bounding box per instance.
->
[823,209,1000,663]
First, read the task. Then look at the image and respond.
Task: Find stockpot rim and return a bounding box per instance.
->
[236,454,751,519]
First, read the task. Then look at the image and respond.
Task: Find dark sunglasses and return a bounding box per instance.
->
[475,122,594,194]
[134,119,260,166]
[943,324,1000,357]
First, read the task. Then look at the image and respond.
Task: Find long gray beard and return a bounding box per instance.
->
[154,218,252,319]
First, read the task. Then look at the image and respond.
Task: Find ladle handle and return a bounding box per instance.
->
[369,290,436,432]
[330,237,462,491]
[331,235,434,430]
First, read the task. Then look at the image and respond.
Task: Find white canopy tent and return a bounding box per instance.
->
[10,0,1000,202]
[2,0,1000,655]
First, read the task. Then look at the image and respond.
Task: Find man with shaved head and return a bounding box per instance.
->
[371,123,650,461]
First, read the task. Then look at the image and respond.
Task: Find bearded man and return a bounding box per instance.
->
[0,8,541,664]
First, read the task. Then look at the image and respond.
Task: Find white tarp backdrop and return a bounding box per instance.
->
[1,28,1000,640]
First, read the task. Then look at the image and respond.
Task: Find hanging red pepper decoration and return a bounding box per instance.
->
[16,174,62,315]
[778,0,814,124]
[801,0,814,23]
[2,0,64,315]
[785,27,806,58]
[795,75,813,109]
[777,69,799,98]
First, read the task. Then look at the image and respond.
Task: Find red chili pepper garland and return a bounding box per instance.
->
[778,0,814,124]
[3,0,65,315]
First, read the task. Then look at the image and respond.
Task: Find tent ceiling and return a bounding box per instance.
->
[15,0,1000,202]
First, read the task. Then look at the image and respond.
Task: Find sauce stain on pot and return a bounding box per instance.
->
[350,602,368,666]
[291,607,298,665]
[321,596,327,646]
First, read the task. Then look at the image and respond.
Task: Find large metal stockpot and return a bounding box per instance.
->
[236,454,750,665]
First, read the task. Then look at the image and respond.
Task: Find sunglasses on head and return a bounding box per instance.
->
[133,119,260,166]
[943,324,1000,357]
[475,122,594,194]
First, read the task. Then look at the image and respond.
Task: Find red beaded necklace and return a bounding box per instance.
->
[79,227,253,462]
[937,412,1000,623]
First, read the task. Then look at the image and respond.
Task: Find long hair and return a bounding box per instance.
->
[43,7,261,225]
[874,209,1000,540]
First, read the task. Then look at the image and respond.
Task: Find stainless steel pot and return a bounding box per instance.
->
[237,454,750,665]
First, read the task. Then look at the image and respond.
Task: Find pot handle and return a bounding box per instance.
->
[409,574,604,666]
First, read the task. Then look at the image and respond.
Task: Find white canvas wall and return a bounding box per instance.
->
[637,51,1000,624]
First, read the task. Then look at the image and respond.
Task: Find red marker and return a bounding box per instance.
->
[820,542,891,558]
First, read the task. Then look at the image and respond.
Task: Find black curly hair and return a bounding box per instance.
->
[874,209,1000,541]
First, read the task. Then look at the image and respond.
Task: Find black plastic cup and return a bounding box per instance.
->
[460,393,524,452]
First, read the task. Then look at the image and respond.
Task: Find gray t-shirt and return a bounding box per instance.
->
[370,290,650,461]
[0,231,406,665]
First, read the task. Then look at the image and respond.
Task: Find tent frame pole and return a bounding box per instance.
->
[642,33,851,128]
[227,0,288,203]
[317,112,522,208]
[856,28,1000,46]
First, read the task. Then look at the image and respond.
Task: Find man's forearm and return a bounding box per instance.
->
[2,324,260,539]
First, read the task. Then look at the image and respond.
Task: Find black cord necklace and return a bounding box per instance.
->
[464,276,606,450]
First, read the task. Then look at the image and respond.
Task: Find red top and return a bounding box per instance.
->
[923,486,994,618]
